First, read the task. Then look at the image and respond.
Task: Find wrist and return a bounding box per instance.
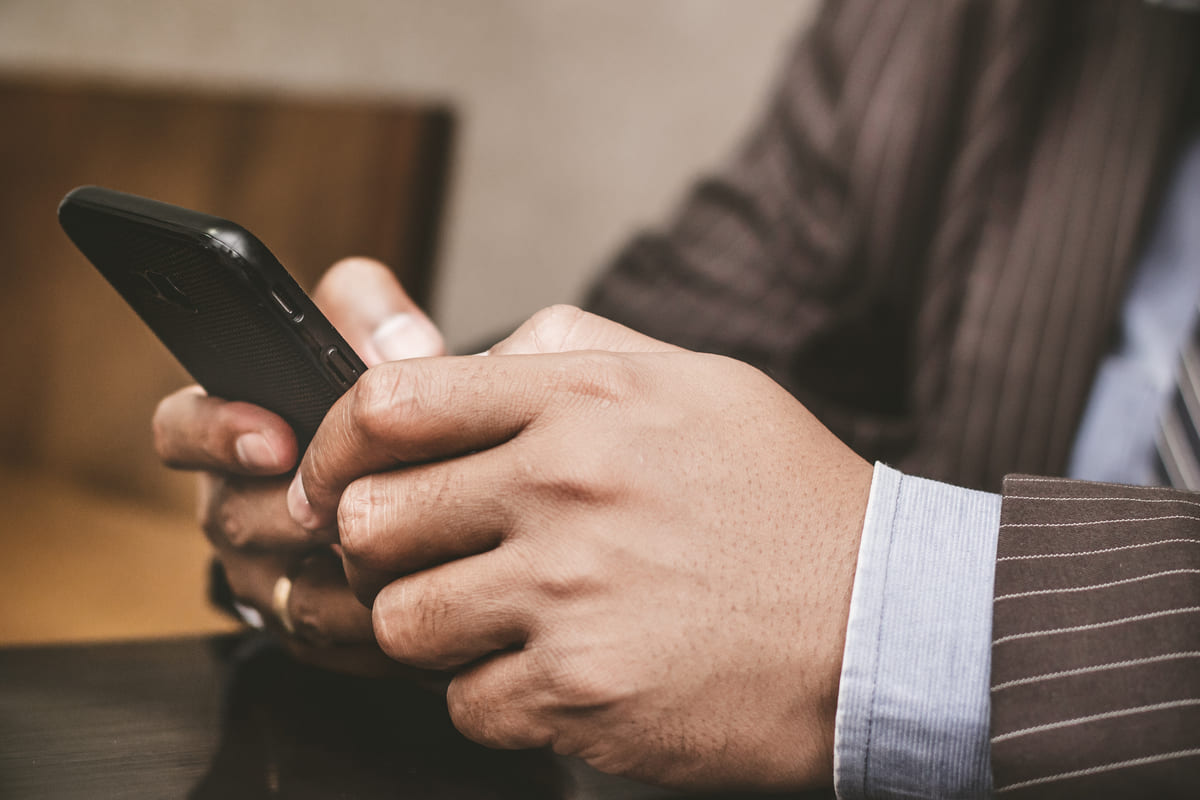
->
[807,454,875,785]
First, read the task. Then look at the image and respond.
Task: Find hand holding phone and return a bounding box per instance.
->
[61,187,447,663]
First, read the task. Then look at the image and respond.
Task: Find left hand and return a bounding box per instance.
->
[152,257,444,675]
[288,306,872,791]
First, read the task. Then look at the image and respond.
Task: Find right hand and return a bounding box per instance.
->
[152,257,444,674]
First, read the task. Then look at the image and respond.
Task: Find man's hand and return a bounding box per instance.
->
[289,306,873,789]
[151,257,443,673]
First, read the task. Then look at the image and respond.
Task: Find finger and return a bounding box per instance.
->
[217,546,374,646]
[198,474,314,550]
[290,353,585,529]
[153,385,297,475]
[337,451,515,599]
[371,550,533,670]
[488,304,682,356]
[447,650,553,750]
[215,545,291,621]
[313,257,444,366]
[286,551,376,645]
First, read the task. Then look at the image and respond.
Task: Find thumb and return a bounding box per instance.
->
[313,257,445,366]
[488,305,682,355]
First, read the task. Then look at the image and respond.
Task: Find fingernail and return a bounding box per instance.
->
[371,312,441,361]
[287,472,319,529]
[235,433,279,470]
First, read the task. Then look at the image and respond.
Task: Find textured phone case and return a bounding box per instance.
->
[59,187,363,448]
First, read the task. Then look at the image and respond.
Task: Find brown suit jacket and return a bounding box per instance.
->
[587,0,1199,794]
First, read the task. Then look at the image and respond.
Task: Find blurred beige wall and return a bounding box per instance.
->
[0,0,816,351]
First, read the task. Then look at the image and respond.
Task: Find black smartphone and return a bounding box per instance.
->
[58,186,365,448]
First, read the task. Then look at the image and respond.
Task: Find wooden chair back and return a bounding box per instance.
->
[0,77,454,509]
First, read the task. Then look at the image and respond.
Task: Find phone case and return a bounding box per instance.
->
[58,186,366,448]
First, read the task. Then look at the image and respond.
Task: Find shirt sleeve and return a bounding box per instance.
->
[834,463,1000,799]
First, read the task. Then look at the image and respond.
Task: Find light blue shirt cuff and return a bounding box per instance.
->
[834,463,1000,799]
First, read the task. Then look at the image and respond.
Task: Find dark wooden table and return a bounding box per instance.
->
[0,633,817,799]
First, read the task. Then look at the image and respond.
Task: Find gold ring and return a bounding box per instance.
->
[271,574,296,635]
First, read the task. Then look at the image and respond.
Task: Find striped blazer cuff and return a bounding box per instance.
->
[991,475,1200,796]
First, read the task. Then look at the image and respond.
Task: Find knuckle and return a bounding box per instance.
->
[353,367,401,423]
[530,544,603,602]
[214,500,250,549]
[373,582,448,667]
[289,592,335,647]
[535,647,622,710]
[405,467,458,518]
[524,445,620,506]
[208,403,245,457]
[557,351,642,409]
[557,665,621,711]
[711,353,775,397]
[575,743,647,780]
[337,476,382,562]
[153,386,216,468]
[544,460,601,504]
[199,489,254,549]
[324,256,374,284]
[316,257,390,309]
[445,681,494,744]
[526,304,588,352]
[351,366,417,442]
[446,675,551,750]
[372,603,407,661]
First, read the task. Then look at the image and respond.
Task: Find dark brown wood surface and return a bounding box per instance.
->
[0,633,826,799]
[0,634,655,799]
[0,77,454,508]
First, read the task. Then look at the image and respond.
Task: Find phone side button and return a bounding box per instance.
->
[271,287,304,322]
[323,346,361,389]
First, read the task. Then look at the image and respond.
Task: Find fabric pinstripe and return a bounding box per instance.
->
[585,0,1200,793]
[993,477,1200,795]
[588,0,1197,492]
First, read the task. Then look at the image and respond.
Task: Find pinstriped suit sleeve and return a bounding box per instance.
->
[991,477,1200,796]
[585,0,886,380]
[584,0,993,461]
